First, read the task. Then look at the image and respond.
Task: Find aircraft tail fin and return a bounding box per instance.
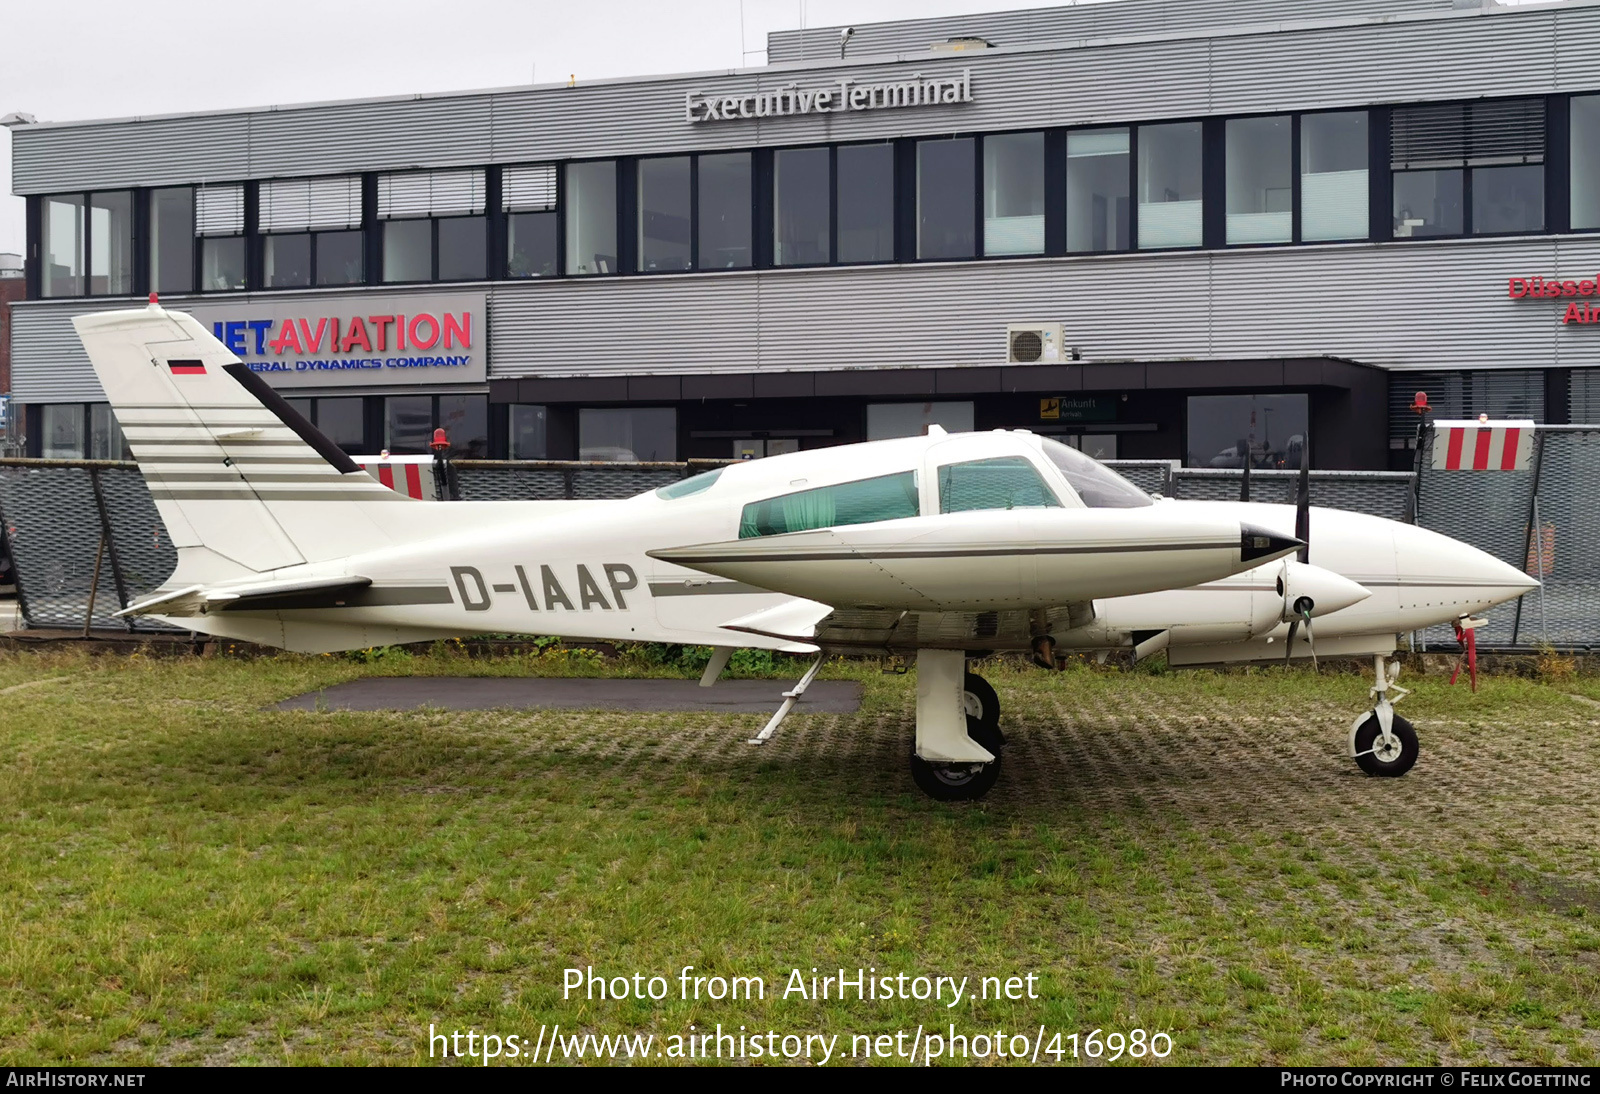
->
[73,301,415,580]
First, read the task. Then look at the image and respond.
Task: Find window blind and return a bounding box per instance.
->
[502,164,557,212]
[194,184,244,236]
[377,169,486,219]
[1391,99,1545,169]
[259,176,362,232]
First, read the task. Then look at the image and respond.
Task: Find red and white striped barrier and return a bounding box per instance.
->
[1430,420,1536,471]
[356,454,437,499]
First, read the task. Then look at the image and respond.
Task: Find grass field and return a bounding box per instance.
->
[0,645,1597,1066]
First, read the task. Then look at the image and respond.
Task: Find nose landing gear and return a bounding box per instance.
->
[1350,654,1419,776]
[909,650,1004,801]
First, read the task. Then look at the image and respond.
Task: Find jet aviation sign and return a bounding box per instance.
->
[184,293,487,389]
[685,69,973,123]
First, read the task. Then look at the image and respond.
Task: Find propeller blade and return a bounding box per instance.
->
[1284,618,1299,665]
[1303,609,1318,673]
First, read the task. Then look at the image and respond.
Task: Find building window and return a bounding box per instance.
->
[1391,99,1544,238]
[196,184,246,291]
[508,404,548,459]
[565,160,618,276]
[437,394,489,457]
[1187,393,1309,469]
[1473,165,1543,235]
[1301,111,1369,241]
[1138,122,1203,249]
[698,152,751,270]
[382,394,487,456]
[307,397,366,450]
[258,176,365,289]
[1393,170,1464,238]
[1225,116,1292,245]
[41,195,84,298]
[1067,128,1130,253]
[504,164,559,278]
[264,233,312,288]
[983,131,1044,256]
[1574,95,1600,231]
[638,156,692,272]
[149,187,194,294]
[917,138,975,260]
[89,404,128,460]
[866,401,974,440]
[385,395,433,454]
[437,217,486,281]
[837,142,894,263]
[88,192,133,295]
[378,169,485,282]
[775,147,830,266]
[579,407,676,461]
[42,404,84,458]
[382,220,432,282]
[317,230,364,286]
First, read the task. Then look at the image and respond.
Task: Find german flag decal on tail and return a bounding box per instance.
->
[167,359,206,375]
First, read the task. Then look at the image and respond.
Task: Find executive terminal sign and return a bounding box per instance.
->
[185,292,487,389]
[685,69,972,123]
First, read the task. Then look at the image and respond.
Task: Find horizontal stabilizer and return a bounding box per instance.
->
[720,598,833,646]
[118,576,373,617]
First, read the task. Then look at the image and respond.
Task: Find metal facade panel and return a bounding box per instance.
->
[10,299,127,402]
[1557,6,1600,89]
[766,0,1458,63]
[246,95,494,179]
[16,5,1596,196]
[11,113,249,193]
[1209,14,1559,115]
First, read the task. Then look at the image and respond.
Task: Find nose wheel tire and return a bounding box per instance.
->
[963,672,1003,743]
[910,716,1004,801]
[1352,713,1419,777]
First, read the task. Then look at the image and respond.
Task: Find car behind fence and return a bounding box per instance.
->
[0,427,1595,650]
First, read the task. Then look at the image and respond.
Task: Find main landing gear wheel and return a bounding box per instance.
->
[1352,712,1419,777]
[909,716,1004,802]
[963,672,1003,743]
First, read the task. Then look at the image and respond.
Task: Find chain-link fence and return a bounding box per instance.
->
[0,439,1593,648]
[1412,425,1600,650]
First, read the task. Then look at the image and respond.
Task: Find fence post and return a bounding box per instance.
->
[87,467,134,632]
[83,534,106,637]
[1511,430,1546,648]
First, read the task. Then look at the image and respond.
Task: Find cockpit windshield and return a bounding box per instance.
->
[1040,439,1154,508]
[654,468,723,500]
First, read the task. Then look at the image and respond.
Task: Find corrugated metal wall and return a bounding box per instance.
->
[17,233,1600,402]
[767,0,1461,63]
[12,3,1597,194]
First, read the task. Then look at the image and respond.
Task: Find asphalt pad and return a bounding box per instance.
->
[275,677,863,714]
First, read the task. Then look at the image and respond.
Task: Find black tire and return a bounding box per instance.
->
[1352,712,1419,777]
[963,672,1002,741]
[910,715,1004,801]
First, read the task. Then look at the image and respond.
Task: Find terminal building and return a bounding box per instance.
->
[6,0,1600,469]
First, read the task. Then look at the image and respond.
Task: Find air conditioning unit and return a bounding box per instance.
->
[1006,323,1065,364]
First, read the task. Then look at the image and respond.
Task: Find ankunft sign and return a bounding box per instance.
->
[685,69,972,123]
[185,293,487,388]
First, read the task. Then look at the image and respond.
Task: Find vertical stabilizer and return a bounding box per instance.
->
[73,301,411,577]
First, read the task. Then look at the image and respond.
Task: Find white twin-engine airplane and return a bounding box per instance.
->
[74,301,1537,800]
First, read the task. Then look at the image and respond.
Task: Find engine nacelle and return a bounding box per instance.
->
[1277,559,1370,622]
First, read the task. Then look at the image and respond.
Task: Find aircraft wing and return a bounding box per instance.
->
[719,598,1092,654]
[117,576,374,618]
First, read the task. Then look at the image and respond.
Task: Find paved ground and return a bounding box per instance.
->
[274,675,864,713]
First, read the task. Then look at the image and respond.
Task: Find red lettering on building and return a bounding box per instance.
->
[442,312,471,349]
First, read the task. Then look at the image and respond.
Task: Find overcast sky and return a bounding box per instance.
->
[0,0,1096,258]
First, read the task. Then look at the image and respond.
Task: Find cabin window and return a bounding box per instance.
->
[738,471,919,538]
[938,457,1060,513]
[1040,439,1154,508]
